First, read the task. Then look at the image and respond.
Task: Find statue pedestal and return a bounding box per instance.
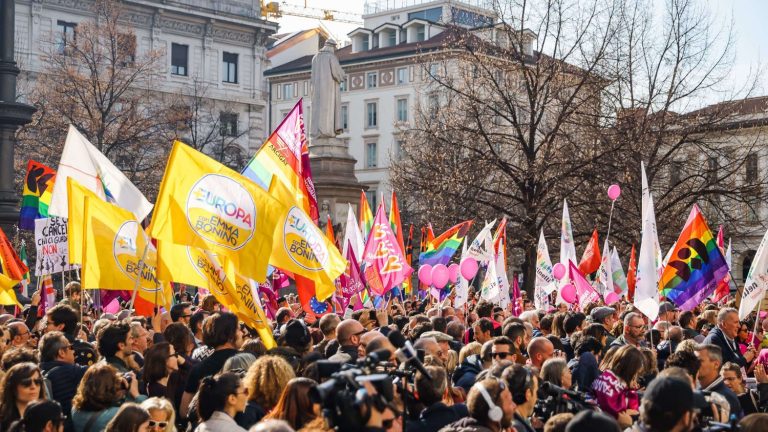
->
[309,136,365,229]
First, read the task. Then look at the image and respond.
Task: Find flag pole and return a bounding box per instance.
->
[605,199,616,246]
[128,243,151,317]
[753,298,763,343]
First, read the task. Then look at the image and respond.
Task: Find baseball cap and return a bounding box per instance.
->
[659,301,678,313]
[590,306,616,322]
[421,330,453,342]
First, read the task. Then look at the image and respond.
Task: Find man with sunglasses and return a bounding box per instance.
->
[328,318,366,364]
[491,336,516,365]
[39,330,86,432]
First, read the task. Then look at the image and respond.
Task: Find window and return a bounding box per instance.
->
[341,104,349,131]
[416,26,425,42]
[367,72,378,89]
[362,37,370,51]
[396,67,407,85]
[707,156,718,184]
[340,78,348,92]
[387,31,397,46]
[220,113,238,137]
[304,81,309,96]
[57,21,77,55]
[365,189,378,210]
[366,102,378,128]
[429,63,439,77]
[117,33,136,66]
[222,52,238,83]
[396,98,408,122]
[428,93,439,118]
[171,43,188,76]
[283,83,293,99]
[746,153,758,184]
[366,142,378,168]
[394,140,404,160]
[408,7,442,22]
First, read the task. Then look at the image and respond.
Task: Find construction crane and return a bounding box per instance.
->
[261,1,363,25]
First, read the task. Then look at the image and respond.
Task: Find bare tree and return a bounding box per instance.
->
[165,79,250,170]
[392,0,764,294]
[15,0,173,199]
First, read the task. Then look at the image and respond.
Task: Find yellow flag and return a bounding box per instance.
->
[157,241,276,349]
[148,141,288,282]
[268,183,347,301]
[0,274,20,307]
[67,178,102,265]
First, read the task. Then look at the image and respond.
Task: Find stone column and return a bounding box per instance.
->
[0,0,36,231]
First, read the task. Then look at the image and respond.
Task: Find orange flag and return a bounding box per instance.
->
[627,244,637,301]
[578,229,601,275]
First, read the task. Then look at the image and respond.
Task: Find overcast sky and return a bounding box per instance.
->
[274,1,767,102]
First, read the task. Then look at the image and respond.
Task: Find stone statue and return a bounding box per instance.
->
[310,40,346,139]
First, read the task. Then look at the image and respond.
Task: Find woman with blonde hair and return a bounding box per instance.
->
[140,397,176,432]
[458,342,481,364]
[236,355,295,429]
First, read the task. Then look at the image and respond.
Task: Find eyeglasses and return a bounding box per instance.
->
[148,420,168,428]
[492,352,511,360]
[630,324,646,329]
[353,329,367,337]
[20,377,42,388]
[170,352,182,358]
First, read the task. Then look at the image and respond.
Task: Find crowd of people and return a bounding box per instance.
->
[1,280,768,432]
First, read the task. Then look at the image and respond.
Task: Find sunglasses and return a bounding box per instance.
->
[382,418,395,429]
[148,420,168,428]
[492,352,511,359]
[20,377,42,388]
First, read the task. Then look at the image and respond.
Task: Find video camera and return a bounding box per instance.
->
[310,349,397,430]
[534,381,596,419]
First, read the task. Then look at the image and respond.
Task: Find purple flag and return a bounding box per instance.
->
[340,242,365,311]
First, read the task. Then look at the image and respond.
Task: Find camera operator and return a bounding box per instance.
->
[407,365,468,432]
[631,376,696,432]
[503,364,539,432]
[438,378,515,432]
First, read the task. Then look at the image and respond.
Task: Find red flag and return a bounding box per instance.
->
[627,244,637,301]
[325,214,337,249]
[493,217,508,257]
[578,229,601,275]
[339,244,365,310]
[713,226,730,303]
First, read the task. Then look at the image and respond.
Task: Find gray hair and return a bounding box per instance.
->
[520,311,538,323]
[717,308,738,325]
[694,343,723,366]
[223,352,257,374]
[249,419,295,432]
[38,331,69,363]
[624,312,642,327]
[540,358,569,387]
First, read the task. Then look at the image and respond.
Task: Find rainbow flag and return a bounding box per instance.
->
[359,190,373,242]
[659,205,728,311]
[19,160,56,230]
[0,228,25,306]
[419,221,473,267]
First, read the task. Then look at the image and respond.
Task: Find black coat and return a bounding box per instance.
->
[703,327,747,367]
[406,403,469,432]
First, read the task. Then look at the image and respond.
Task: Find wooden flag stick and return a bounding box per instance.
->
[128,243,151,317]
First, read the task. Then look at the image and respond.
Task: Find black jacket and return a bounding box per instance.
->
[453,355,483,394]
[703,327,747,367]
[406,402,469,432]
[41,360,87,432]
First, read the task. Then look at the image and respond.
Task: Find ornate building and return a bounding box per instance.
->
[13,0,277,153]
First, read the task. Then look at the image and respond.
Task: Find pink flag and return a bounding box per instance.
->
[569,261,601,310]
[361,205,414,296]
[339,242,365,310]
[258,280,279,320]
[511,273,523,317]
[103,298,121,315]
[271,269,290,290]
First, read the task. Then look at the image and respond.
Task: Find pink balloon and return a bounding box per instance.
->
[607,184,621,201]
[460,257,479,280]
[448,263,460,283]
[561,284,577,304]
[552,263,566,281]
[432,264,449,289]
[418,265,433,286]
[604,292,620,305]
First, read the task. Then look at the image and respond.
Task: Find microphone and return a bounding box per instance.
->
[387,330,432,380]
[366,348,393,364]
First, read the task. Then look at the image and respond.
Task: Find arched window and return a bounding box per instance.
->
[743,249,757,282]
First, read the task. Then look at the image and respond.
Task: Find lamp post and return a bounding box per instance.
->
[0,0,36,231]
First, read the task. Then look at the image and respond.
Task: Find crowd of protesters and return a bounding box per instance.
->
[2,280,768,432]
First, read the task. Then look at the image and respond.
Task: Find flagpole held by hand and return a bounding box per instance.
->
[128,243,151,317]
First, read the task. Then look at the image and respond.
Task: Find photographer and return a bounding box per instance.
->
[438,378,515,432]
[504,364,539,432]
[407,365,468,432]
[630,376,696,432]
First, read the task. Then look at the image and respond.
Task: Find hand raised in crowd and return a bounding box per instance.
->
[617,409,639,429]
[754,363,768,383]
[744,345,756,362]
[30,289,41,307]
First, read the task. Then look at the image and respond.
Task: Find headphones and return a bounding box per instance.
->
[472,381,504,423]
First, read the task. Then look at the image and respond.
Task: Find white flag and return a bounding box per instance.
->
[635,193,660,321]
[535,231,556,295]
[597,239,613,298]
[611,247,628,295]
[455,240,470,308]
[641,162,663,271]
[481,257,500,301]
[342,204,365,259]
[740,229,768,319]
[49,125,153,220]
[557,199,577,304]
[467,220,496,264]
[496,242,510,309]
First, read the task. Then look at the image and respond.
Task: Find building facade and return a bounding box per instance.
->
[265,0,502,212]
[13,0,278,153]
